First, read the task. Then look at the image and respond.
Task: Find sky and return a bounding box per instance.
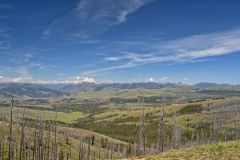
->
[0,0,240,84]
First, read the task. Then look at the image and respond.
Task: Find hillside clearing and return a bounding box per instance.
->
[129,141,240,160]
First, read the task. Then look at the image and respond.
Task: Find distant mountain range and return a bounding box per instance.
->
[0,83,64,98]
[61,82,234,91]
[0,82,237,99]
[194,82,230,88]
[62,82,179,91]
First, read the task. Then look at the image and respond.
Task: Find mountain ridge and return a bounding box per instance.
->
[0,82,238,98]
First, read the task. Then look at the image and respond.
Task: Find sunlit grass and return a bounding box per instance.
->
[145,141,240,160]
[0,107,85,123]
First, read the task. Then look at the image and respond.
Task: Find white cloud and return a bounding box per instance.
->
[43,0,153,39]
[0,26,11,50]
[148,77,154,82]
[16,66,30,76]
[23,53,33,58]
[0,54,52,81]
[183,78,189,81]
[104,56,125,61]
[118,11,128,23]
[164,29,240,60]
[160,77,168,81]
[30,62,50,70]
[84,28,240,76]
[0,76,33,83]
[0,76,96,84]
[77,0,151,24]
[57,73,65,76]
[82,62,135,76]
[81,77,96,83]
[22,53,34,62]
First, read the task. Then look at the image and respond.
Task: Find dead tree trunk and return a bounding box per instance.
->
[78,131,84,160]
[172,112,180,149]
[157,105,165,153]
[0,115,6,160]
[53,113,58,160]
[20,109,26,160]
[8,95,14,160]
[138,97,145,156]
[47,120,51,160]
[87,138,91,160]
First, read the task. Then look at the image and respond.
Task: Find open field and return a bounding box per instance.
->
[0,106,85,123]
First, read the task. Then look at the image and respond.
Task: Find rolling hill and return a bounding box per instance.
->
[129,141,240,160]
[0,83,64,98]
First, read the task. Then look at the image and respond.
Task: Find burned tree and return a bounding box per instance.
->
[157,105,165,153]
[138,96,146,156]
[172,112,180,149]
[8,95,14,160]
[19,109,26,160]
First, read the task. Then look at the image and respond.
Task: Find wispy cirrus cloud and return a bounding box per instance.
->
[160,77,168,81]
[16,66,30,76]
[0,26,12,50]
[84,28,240,76]
[43,0,153,40]
[0,52,53,79]
[0,4,12,50]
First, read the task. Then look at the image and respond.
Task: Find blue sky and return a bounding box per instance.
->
[0,0,240,84]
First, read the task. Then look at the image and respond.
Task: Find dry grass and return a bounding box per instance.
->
[132,141,240,160]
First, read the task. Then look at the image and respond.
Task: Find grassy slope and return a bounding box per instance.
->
[76,97,240,142]
[0,121,128,159]
[71,88,183,99]
[131,141,240,160]
[0,106,85,123]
